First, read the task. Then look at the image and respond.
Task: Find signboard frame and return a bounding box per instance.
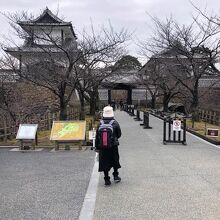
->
[207,128,219,137]
[16,124,38,150]
[16,124,38,140]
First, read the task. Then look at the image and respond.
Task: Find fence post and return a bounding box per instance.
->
[125,104,128,112]
[129,106,135,116]
[89,120,93,130]
[163,119,166,144]
[143,112,152,129]
[134,109,142,121]
[127,105,130,114]
[168,118,171,141]
[183,118,186,145]
[55,141,59,151]
[3,118,7,142]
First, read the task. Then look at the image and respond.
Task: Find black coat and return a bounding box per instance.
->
[95,117,122,172]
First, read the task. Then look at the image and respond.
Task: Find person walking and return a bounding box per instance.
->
[95,106,122,186]
[119,99,123,111]
[111,100,116,111]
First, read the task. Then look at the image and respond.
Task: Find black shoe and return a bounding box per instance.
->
[105,179,111,186]
[114,176,121,183]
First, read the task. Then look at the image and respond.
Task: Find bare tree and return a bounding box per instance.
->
[139,56,181,111]
[74,24,129,118]
[0,80,17,122]
[2,10,129,120]
[139,15,220,122]
[0,57,21,123]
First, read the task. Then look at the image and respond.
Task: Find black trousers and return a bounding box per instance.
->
[104,168,119,180]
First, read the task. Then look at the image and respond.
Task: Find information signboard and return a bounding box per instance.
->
[89,130,96,140]
[173,120,181,131]
[207,128,219,137]
[16,124,38,140]
[50,121,86,141]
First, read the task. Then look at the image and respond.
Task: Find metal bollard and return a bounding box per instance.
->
[129,106,135,116]
[140,112,152,129]
[134,109,142,121]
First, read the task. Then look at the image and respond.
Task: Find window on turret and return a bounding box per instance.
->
[33,28,62,46]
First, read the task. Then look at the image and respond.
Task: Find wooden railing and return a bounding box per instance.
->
[198,109,220,125]
[0,106,90,141]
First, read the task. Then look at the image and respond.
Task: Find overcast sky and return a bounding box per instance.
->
[1,0,220,63]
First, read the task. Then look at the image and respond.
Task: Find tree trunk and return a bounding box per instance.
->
[59,96,67,120]
[79,93,85,120]
[191,84,199,128]
[89,90,99,115]
[90,96,96,115]
[163,94,170,112]
[191,97,199,128]
[151,95,156,109]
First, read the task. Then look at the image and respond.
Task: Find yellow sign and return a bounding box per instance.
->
[50,121,86,141]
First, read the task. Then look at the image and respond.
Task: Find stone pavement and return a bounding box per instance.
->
[0,148,95,220]
[93,110,220,220]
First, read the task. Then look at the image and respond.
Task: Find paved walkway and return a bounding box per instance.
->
[0,148,95,220]
[93,110,220,220]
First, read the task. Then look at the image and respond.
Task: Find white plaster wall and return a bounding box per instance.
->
[33,28,61,45]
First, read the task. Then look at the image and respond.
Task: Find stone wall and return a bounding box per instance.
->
[0,80,79,126]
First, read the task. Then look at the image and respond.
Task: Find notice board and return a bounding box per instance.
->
[207,128,219,137]
[16,124,38,140]
[50,121,86,141]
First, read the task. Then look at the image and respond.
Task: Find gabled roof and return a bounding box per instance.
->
[18,7,66,25]
[32,7,63,23]
[17,7,77,39]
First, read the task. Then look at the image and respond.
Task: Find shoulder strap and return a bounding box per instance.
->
[109,120,115,125]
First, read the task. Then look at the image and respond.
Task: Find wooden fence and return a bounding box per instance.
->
[0,106,90,141]
[199,109,220,125]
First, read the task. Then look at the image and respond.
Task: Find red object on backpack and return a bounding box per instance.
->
[103,129,108,147]
[98,120,114,149]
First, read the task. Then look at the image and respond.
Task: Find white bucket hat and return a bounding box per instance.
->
[103,106,114,118]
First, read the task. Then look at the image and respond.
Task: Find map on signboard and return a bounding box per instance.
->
[16,124,38,140]
[50,121,86,141]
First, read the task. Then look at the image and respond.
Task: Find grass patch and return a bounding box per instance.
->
[186,119,220,141]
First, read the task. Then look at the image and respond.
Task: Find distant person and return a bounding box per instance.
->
[95,106,122,186]
[111,100,116,111]
[116,100,119,109]
[119,99,123,110]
